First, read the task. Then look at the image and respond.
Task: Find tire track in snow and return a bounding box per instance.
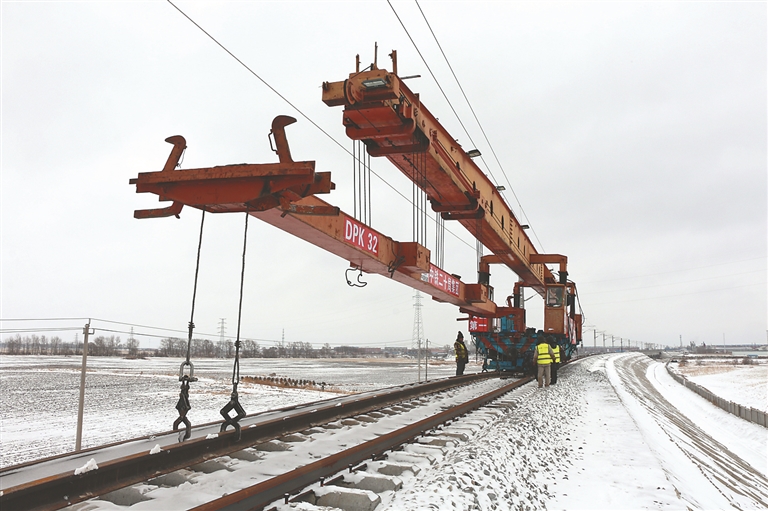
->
[611,353,768,510]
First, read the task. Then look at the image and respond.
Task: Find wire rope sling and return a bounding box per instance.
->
[219,211,250,441]
[174,210,206,441]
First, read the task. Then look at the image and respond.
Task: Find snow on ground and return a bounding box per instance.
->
[0,355,458,468]
[378,355,683,511]
[370,353,768,510]
[671,357,768,412]
[2,354,767,510]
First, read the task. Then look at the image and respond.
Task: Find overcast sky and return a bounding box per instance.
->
[2,1,766,351]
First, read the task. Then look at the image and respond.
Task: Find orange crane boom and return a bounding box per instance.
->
[321,56,567,297]
[130,116,496,316]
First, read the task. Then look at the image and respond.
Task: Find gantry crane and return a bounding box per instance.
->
[130,51,582,373]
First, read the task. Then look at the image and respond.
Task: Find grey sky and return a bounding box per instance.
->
[2,1,766,350]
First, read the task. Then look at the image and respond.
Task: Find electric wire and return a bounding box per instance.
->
[0,320,278,344]
[0,319,422,347]
[385,1,500,185]
[581,268,766,295]
[165,0,341,157]
[1,317,209,337]
[581,256,767,284]
[387,0,547,256]
[2,295,420,344]
[165,0,477,254]
[0,327,85,334]
[412,0,546,252]
[587,281,764,305]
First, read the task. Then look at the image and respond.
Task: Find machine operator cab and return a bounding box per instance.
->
[544,285,567,336]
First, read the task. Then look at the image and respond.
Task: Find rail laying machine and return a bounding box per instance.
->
[130,50,583,372]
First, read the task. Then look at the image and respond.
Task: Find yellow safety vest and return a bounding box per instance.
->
[536,343,552,365]
[455,341,467,360]
[553,346,561,363]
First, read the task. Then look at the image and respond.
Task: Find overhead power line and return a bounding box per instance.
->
[0,316,279,344]
[0,327,84,334]
[586,281,764,305]
[581,256,768,284]
[411,0,545,252]
[164,0,477,255]
[581,268,766,295]
[0,317,91,322]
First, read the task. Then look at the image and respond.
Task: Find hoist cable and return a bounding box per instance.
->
[219,211,249,441]
[352,141,358,219]
[174,209,205,442]
[185,210,206,363]
[233,211,249,386]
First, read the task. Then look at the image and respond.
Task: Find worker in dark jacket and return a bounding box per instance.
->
[454,332,469,376]
[533,337,555,388]
[549,339,561,384]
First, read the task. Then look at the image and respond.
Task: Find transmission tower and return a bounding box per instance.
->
[218,318,227,343]
[412,292,425,381]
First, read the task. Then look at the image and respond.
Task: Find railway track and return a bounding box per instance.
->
[1,372,532,511]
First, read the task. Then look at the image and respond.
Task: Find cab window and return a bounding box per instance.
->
[546,287,563,307]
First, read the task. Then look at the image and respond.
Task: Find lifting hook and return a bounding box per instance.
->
[268,115,297,163]
[345,267,367,288]
[173,377,193,441]
[219,389,247,442]
[133,136,187,219]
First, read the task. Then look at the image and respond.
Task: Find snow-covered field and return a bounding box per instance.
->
[0,355,457,468]
[671,357,767,412]
[2,353,767,510]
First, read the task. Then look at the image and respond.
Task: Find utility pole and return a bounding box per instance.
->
[412,292,424,382]
[417,339,421,382]
[593,329,597,348]
[218,318,227,343]
[602,332,606,349]
[611,335,615,350]
[620,337,623,352]
[425,339,429,380]
[75,320,95,452]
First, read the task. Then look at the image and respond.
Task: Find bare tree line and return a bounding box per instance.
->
[1,334,335,359]
[2,334,140,357]
[2,335,442,359]
[157,338,331,359]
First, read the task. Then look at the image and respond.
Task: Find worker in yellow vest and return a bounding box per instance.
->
[533,337,555,388]
[549,339,562,384]
[454,332,469,376]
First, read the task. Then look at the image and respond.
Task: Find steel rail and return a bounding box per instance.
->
[191,375,533,511]
[1,373,496,511]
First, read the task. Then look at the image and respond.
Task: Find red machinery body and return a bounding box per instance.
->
[130,54,581,345]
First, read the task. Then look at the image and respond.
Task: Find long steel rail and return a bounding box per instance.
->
[1,372,510,511]
[193,375,533,511]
